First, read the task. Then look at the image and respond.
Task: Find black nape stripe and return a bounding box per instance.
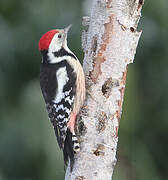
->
[53,48,77,60]
[40,50,50,64]
[41,50,48,59]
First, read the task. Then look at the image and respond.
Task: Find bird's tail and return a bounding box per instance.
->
[72,131,80,153]
[63,130,80,171]
[63,129,74,171]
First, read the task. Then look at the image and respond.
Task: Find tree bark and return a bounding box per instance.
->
[65,0,144,179]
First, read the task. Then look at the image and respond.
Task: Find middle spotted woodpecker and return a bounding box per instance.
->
[38,25,86,170]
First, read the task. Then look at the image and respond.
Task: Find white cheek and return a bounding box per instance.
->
[49,35,62,52]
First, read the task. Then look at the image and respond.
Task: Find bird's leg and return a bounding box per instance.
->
[67,112,77,133]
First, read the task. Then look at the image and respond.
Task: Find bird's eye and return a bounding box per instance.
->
[58,34,62,39]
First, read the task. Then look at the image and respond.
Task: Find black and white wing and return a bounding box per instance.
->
[40,61,76,167]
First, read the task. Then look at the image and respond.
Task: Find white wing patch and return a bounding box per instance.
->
[54,67,69,103]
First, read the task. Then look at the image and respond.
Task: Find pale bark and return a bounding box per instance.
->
[65,0,143,179]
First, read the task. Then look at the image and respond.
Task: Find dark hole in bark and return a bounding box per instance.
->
[138,0,143,9]
[102,78,119,98]
[77,118,87,136]
[96,112,107,133]
[102,83,108,95]
[93,149,101,156]
[92,36,98,53]
[75,176,86,180]
[130,27,135,32]
[139,0,143,5]
[93,144,105,156]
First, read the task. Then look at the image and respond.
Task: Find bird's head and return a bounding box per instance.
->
[38,24,72,53]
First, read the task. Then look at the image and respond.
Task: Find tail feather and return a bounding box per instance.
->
[63,130,80,171]
[72,132,80,153]
[63,129,74,171]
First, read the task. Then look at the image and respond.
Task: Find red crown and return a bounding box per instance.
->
[38,30,59,51]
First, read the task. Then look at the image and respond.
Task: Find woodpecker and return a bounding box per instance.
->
[38,25,85,170]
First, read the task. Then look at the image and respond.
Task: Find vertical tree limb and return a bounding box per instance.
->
[65,0,144,179]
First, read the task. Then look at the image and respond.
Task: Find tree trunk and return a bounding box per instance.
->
[65,0,144,179]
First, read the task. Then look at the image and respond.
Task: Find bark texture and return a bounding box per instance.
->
[65,0,143,179]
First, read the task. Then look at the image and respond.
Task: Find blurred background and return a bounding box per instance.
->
[0,0,167,179]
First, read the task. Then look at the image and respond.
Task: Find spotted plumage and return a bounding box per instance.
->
[39,25,85,171]
[40,59,76,147]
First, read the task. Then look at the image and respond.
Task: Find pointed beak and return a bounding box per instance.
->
[64,24,72,36]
